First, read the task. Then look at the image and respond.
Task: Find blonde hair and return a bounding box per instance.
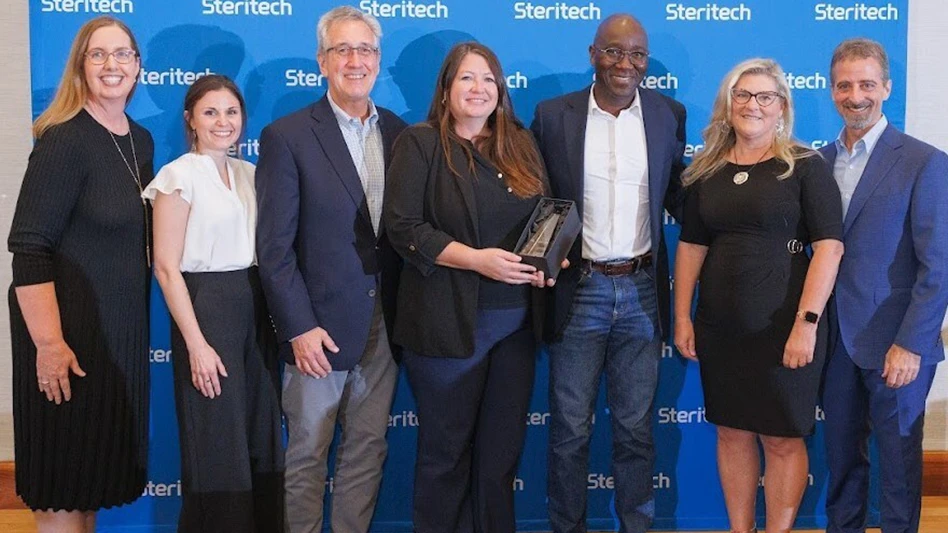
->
[683,58,814,185]
[32,16,141,139]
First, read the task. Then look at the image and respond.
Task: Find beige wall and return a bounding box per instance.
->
[908,0,948,451]
[0,0,31,461]
[0,1,946,460]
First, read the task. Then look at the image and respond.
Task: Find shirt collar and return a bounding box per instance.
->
[327,91,379,127]
[835,114,888,155]
[588,84,642,118]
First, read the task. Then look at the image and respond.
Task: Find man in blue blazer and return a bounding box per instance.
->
[255,6,406,533]
[821,38,948,533]
[531,14,686,533]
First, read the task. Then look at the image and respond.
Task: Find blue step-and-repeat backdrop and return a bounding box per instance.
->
[29,1,907,531]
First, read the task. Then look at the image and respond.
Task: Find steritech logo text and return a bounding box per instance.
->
[202,0,293,16]
[41,0,133,13]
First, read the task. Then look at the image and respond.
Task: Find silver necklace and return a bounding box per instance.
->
[107,127,151,267]
[731,148,770,185]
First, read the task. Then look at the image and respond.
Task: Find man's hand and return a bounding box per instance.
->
[881,343,921,388]
[291,327,338,378]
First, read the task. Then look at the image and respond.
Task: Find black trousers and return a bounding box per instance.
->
[171,268,284,533]
[403,306,536,533]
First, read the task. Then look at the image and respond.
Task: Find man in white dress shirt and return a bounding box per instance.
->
[531,13,687,533]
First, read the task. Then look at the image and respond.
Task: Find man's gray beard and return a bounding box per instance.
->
[845,115,872,130]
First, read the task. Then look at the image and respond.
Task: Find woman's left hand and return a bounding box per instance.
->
[783,322,817,369]
[531,259,570,288]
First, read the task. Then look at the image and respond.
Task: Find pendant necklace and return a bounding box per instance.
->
[107,125,151,267]
[731,147,770,185]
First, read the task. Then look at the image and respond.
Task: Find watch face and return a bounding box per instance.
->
[804,311,819,323]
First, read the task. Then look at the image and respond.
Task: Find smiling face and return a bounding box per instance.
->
[589,15,649,113]
[317,19,380,112]
[729,73,785,146]
[187,89,243,156]
[83,25,140,107]
[831,57,891,134]
[447,52,499,132]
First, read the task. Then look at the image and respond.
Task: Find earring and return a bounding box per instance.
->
[776,118,786,136]
[719,119,732,132]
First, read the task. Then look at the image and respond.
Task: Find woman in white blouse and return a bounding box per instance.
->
[143,75,283,533]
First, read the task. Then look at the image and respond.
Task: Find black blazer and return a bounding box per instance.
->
[255,96,407,370]
[531,86,687,342]
[383,124,547,358]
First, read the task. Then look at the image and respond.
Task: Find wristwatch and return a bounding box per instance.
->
[796,310,819,324]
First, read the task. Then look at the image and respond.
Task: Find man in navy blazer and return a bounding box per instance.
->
[821,38,948,533]
[255,6,406,533]
[531,14,686,533]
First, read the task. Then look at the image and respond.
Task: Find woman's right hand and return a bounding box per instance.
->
[36,339,86,404]
[674,318,698,362]
[188,342,228,399]
[471,248,539,284]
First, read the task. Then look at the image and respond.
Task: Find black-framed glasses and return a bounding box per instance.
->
[85,48,137,65]
[594,47,649,65]
[325,45,380,58]
[730,88,784,107]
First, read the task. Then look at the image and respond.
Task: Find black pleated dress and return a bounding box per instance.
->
[8,109,153,511]
[679,154,842,437]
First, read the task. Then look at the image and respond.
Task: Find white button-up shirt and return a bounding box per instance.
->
[582,85,650,261]
[833,115,888,219]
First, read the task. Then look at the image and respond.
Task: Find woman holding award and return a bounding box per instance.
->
[384,41,558,533]
[673,58,843,533]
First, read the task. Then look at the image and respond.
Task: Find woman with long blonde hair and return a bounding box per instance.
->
[8,16,153,533]
[674,58,844,533]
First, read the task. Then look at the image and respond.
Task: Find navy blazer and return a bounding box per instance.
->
[821,124,948,368]
[255,96,407,370]
[531,86,687,342]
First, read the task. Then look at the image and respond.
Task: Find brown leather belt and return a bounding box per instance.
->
[584,252,653,277]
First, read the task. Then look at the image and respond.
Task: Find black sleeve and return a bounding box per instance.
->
[663,100,688,222]
[8,124,87,286]
[382,127,455,276]
[798,154,843,242]
[679,180,712,246]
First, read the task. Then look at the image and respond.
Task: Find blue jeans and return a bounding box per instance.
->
[547,268,662,533]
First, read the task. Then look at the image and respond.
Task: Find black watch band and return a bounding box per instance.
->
[796,310,819,324]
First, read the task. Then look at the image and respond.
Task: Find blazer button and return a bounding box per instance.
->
[368,289,376,297]
[409,244,416,251]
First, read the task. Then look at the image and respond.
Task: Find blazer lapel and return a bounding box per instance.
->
[843,125,902,235]
[640,90,670,243]
[377,111,402,240]
[564,89,589,214]
[310,97,372,226]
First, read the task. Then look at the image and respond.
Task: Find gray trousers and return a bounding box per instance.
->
[282,301,398,533]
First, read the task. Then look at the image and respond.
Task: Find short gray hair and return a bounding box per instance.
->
[316,6,383,53]
[831,38,889,83]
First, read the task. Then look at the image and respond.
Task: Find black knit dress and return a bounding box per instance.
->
[8,109,153,511]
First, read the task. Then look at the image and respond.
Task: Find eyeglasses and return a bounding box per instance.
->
[85,48,138,65]
[325,45,380,58]
[730,88,784,107]
[594,47,649,65]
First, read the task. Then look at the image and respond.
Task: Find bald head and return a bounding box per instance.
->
[589,13,649,115]
[594,14,648,49]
